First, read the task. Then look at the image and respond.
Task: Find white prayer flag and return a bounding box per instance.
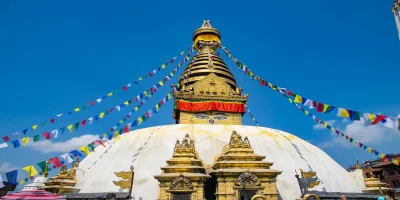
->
[96,98,102,103]
[384,117,396,129]
[88,117,94,124]
[60,153,74,163]
[13,132,20,138]
[0,143,8,148]
[127,83,131,87]
[56,114,63,117]
[51,129,59,138]
[116,105,121,111]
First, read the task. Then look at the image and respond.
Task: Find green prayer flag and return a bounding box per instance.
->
[341,133,344,137]
[115,89,119,93]
[364,145,368,150]
[37,161,47,171]
[41,121,46,126]
[88,143,94,151]
[128,100,132,104]
[105,110,109,115]
[122,117,127,122]
[349,138,354,143]
[74,122,80,130]
[141,115,147,121]
[82,105,87,110]
[33,135,40,142]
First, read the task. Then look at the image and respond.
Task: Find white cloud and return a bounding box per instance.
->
[319,120,400,149]
[313,120,336,130]
[0,163,18,173]
[28,134,99,153]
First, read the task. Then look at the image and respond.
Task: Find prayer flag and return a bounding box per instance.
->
[99,112,105,119]
[32,125,38,130]
[74,108,80,112]
[88,117,94,124]
[36,161,47,171]
[51,129,59,138]
[22,137,29,145]
[81,120,86,126]
[67,124,73,132]
[59,127,65,134]
[0,143,8,148]
[371,115,387,125]
[70,150,84,157]
[49,157,63,168]
[11,140,20,148]
[50,118,55,123]
[43,132,51,140]
[294,95,302,103]
[323,104,335,113]
[3,136,10,142]
[60,153,74,163]
[22,129,28,134]
[33,135,40,142]
[349,110,360,121]
[337,108,350,118]
[79,146,91,155]
[107,92,113,97]
[74,122,80,130]
[22,165,38,177]
[5,170,18,184]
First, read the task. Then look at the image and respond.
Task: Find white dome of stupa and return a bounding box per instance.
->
[22,176,49,191]
[75,124,362,200]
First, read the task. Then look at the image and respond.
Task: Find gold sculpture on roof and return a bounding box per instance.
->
[113,166,134,192]
[228,130,252,149]
[174,133,196,155]
[299,168,320,189]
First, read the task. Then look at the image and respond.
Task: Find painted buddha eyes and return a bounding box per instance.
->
[194,113,228,120]
[194,113,209,119]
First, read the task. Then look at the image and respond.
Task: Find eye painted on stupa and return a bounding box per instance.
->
[214,113,228,120]
[194,113,209,119]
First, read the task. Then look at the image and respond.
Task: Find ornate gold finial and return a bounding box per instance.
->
[193,20,221,51]
[43,161,50,177]
[201,20,212,28]
[173,134,196,155]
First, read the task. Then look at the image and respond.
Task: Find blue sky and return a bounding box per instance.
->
[1,0,399,186]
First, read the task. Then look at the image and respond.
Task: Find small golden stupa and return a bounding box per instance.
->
[43,157,80,194]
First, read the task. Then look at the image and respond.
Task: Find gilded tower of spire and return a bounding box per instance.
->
[173,20,248,125]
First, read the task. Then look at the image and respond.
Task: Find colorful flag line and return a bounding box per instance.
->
[1,92,173,186]
[3,47,192,138]
[1,50,194,146]
[245,105,259,126]
[219,45,400,131]
[220,46,399,166]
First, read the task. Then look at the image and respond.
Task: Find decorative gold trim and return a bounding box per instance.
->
[302,194,320,200]
[251,195,268,200]
[173,93,248,102]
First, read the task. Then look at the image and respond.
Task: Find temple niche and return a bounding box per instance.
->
[210,131,282,200]
[154,134,209,200]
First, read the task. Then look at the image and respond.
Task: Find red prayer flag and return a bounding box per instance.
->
[110,108,114,113]
[287,91,293,96]
[43,132,51,140]
[50,118,55,123]
[81,120,86,126]
[110,128,114,132]
[149,72,153,77]
[133,97,137,102]
[317,103,323,112]
[122,86,128,91]
[89,101,95,106]
[170,59,174,63]
[123,125,130,133]
[371,115,387,125]
[95,139,105,147]
[3,136,10,142]
[49,157,63,168]
[359,142,363,147]
[335,130,340,134]
[345,135,349,140]
[126,115,130,118]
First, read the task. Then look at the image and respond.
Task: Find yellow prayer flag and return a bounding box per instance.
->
[368,148,373,153]
[394,160,399,165]
[161,64,166,69]
[67,124,73,132]
[119,120,123,124]
[32,125,38,130]
[304,110,309,115]
[99,112,105,119]
[114,131,120,140]
[323,104,331,112]
[380,154,386,159]
[134,107,139,111]
[138,117,143,125]
[79,146,91,155]
[107,92,113,97]
[338,108,350,118]
[74,108,80,112]
[22,165,39,177]
[368,114,376,121]
[103,133,107,138]
[323,122,328,127]
[124,101,129,105]
[138,78,142,81]
[180,51,184,55]
[20,179,25,184]
[159,81,164,86]
[330,127,335,131]
[156,104,159,110]
[167,93,172,99]
[22,137,29,146]
[294,95,302,103]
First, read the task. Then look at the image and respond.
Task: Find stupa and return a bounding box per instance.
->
[74,20,366,200]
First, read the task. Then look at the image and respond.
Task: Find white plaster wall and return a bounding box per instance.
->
[349,169,367,190]
[75,124,362,200]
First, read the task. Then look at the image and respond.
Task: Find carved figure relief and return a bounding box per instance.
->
[234,172,261,187]
[170,174,193,191]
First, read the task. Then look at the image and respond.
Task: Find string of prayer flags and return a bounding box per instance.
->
[2,47,192,140]
[1,90,173,186]
[245,105,259,126]
[0,51,194,150]
[218,45,400,131]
